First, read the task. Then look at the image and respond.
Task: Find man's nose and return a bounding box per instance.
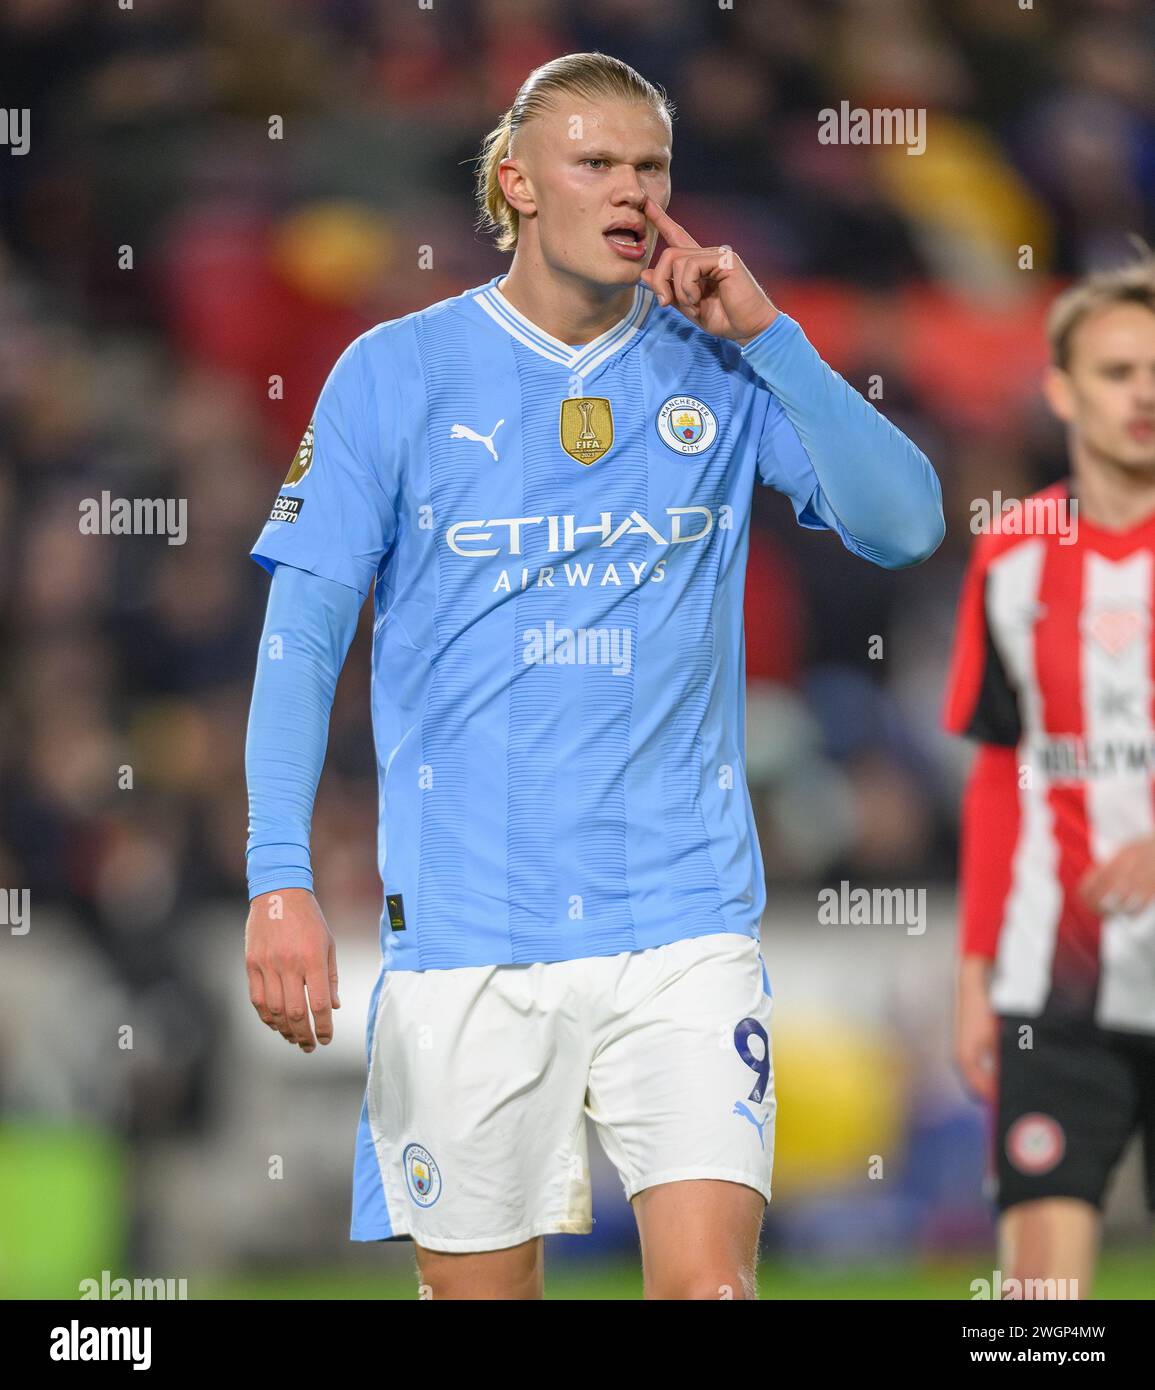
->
[612,171,646,204]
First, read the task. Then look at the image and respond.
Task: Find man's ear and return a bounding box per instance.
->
[1043,364,1076,425]
[498,156,536,219]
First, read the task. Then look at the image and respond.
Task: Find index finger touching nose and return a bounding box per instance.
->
[643,195,699,249]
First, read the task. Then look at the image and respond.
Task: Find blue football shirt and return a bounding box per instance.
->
[250,274,922,969]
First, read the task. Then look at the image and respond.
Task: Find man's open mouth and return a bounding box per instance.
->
[604,224,644,246]
[604,224,648,259]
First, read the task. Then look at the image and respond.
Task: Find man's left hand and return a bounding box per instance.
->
[1079,834,1155,915]
[640,195,778,346]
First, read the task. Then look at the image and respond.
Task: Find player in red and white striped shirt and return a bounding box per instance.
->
[944,253,1155,1297]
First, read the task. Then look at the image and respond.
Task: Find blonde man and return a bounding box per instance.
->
[244,52,943,1299]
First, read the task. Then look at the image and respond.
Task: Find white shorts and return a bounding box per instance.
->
[349,931,776,1252]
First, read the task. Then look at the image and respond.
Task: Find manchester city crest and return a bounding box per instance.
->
[657,395,718,455]
[403,1142,442,1207]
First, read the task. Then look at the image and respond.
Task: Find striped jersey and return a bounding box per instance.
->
[944,479,1155,1034]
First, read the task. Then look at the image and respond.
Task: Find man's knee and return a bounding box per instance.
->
[645,1266,758,1301]
[415,1238,544,1300]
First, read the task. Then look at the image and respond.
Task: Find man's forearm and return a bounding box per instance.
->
[958,742,1019,963]
[959,953,993,996]
[741,313,944,569]
[245,563,362,900]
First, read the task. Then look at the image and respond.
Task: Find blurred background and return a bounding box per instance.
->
[1,0,1153,1299]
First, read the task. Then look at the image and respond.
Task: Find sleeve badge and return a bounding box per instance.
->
[283,420,314,487]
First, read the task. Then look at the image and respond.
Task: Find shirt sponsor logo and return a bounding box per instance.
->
[1031,734,1155,781]
[445,506,714,557]
[269,495,305,524]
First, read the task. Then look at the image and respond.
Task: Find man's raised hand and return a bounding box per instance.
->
[639,195,778,345]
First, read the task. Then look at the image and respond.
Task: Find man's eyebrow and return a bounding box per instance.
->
[577,148,670,162]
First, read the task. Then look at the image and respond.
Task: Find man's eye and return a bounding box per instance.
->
[583,158,608,169]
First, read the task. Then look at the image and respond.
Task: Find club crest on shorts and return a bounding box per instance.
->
[1006,1112,1065,1175]
[657,395,717,455]
[403,1142,442,1206]
[283,420,314,487]
[559,396,613,465]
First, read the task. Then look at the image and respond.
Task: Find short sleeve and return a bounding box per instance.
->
[942,542,1022,745]
[250,334,399,599]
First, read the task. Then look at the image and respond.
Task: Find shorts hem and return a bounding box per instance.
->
[622,1166,772,1204]
[995,1189,1105,1216]
[350,1230,412,1243]
[350,1215,593,1252]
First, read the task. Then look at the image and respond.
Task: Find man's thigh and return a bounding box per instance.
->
[361,960,595,1252]
[588,933,776,1205]
[588,933,775,1298]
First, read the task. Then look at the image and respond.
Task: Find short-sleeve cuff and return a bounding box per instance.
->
[250,543,374,599]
